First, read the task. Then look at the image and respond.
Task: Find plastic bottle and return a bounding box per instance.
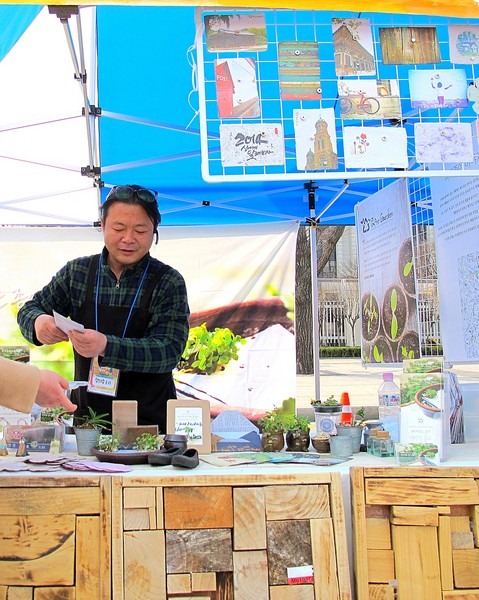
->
[378,373,400,443]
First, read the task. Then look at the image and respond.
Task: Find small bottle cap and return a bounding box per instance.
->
[383,372,393,380]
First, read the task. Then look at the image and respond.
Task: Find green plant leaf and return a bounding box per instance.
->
[390,288,397,312]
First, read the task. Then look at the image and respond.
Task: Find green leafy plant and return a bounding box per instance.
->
[311,394,339,407]
[40,406,71,422]
[354,407,367,426]
[390,288,398,340]
[74,406,112,430]
[363,293,379,336]
[178,323,246,375]
[284,414,311,433]
[258,408,285,433]
[134,432,162,451]
[96,434,120,452]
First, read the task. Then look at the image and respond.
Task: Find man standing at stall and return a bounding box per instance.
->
[17,185,190,432]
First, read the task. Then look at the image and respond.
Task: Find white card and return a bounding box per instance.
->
[220,124,285,167]
[343,126,408,169]
[414,122,474,163]
[53,310,84,334]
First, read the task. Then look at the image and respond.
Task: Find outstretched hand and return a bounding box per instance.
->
[36,370,77,413]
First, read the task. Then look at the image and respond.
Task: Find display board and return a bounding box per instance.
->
[196,8,479,183]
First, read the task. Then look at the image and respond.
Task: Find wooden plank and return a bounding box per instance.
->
[366,517,391,549]
[267,520,312,586]
[34,587,75,599]
[452,532,475,549]
[366,478,479,506]
[165,529,233,574]
[392,524,441,600]
[367,549,394,583]
[233,550,268,600]
[451,516,472,532]
[123,487,156,509]
[76,516,101,600]
[164,487,233,529]
[111,478,124,600]
[4,589,31,600]
[264,484,330,520]
[167,573,191,594]
[452,549,479,588]
[156,487,163,530]
[390,506,439,527]
[99,477,112,600]
[123,508,151,531]
[124,530,166,599]
[214,572,233,600]
[439,515,454,591]
[269,584,315,599]
[368,584,395,600]
[328,472,352,600]
[359,468,479,479]
[350,467,370,600]
[0,515,74,561]
[191,572,216,592]
[311,518,340,600]
[233,487,266,550]
[0,488,100,515]
[0,530,74,586]
[443,592,479,599]
[0,586,5,600]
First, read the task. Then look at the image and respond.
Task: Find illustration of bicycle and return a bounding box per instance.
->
[339,91,380,116]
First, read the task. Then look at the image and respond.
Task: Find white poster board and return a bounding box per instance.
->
[430,152,479,362]
[356,179,420,365]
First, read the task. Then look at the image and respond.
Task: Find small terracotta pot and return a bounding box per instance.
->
[261,431,285,452]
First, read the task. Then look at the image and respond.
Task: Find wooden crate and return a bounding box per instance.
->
[112,471,351,599]
[0,475,111,599]
[351,467,479,600]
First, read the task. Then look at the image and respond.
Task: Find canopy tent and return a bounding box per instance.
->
[1,3,479,227]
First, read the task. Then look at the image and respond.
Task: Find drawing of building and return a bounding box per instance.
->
[305,118,338,170]
[333,23,375,75]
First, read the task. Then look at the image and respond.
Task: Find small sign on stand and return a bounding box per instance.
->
[167,399,211,454]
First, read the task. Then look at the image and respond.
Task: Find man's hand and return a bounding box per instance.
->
[36,370,77,412]
[34,314,69,345]
[69,329,107,358]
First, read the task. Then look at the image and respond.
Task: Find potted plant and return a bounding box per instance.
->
[311,395,342,435]
[74,407,113,456]
[284,414,311,452]
[258,409,285,452]
[335,407,366,454]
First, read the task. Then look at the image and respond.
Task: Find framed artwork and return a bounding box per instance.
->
[166,399,211,454]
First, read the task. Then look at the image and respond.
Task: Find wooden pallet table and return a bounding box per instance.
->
[0,474,111,599]
[112,470,352,600]
[351,466,479,600]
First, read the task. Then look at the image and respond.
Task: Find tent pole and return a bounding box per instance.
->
[305,182,321,402]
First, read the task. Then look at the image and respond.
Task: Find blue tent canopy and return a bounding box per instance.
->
[0,5,477,226]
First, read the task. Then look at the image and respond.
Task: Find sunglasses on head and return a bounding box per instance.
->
[106,185,158,204]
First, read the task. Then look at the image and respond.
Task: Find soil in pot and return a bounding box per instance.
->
[381,284,408,343]
[369,335,395,364]
[396,330,420,362]
[398,238,417,298]
[361,292,381,342]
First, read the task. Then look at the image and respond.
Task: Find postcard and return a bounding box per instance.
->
[414,122,474,164]
[343,126,408,169]
[409,69,468,109]
[204,13,267,53]
[293,108,338,171]
[338,79,401,120]
[220,123,285,167]
[278,41,321,100]
[380,27,440,64]
[332,18,375,76]
[448,24,479,64]
[215,58,260,119]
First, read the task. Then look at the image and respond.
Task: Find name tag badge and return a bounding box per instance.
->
[87,357,120,397]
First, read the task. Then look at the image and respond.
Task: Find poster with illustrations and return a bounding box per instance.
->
[293,108,337,171]
[204,13,267,52]
[278,41,321,100]
[215,58,260,119]
[448,24,479,64]
[338,79,401,120]
[332,18,375,76]
[343,126,408,169]
[379,27,440,64]
[355,179,420,365]
[409,69,468,109]
[220,123,285,166]
[430,149,479,362]
[414,122,474,163]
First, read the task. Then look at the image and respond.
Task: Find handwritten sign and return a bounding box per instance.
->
[166,399,211,454]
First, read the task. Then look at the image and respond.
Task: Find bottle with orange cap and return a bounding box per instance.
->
[340,391,353,426]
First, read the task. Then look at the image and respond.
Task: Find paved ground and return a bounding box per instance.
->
[296,358,479,411]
